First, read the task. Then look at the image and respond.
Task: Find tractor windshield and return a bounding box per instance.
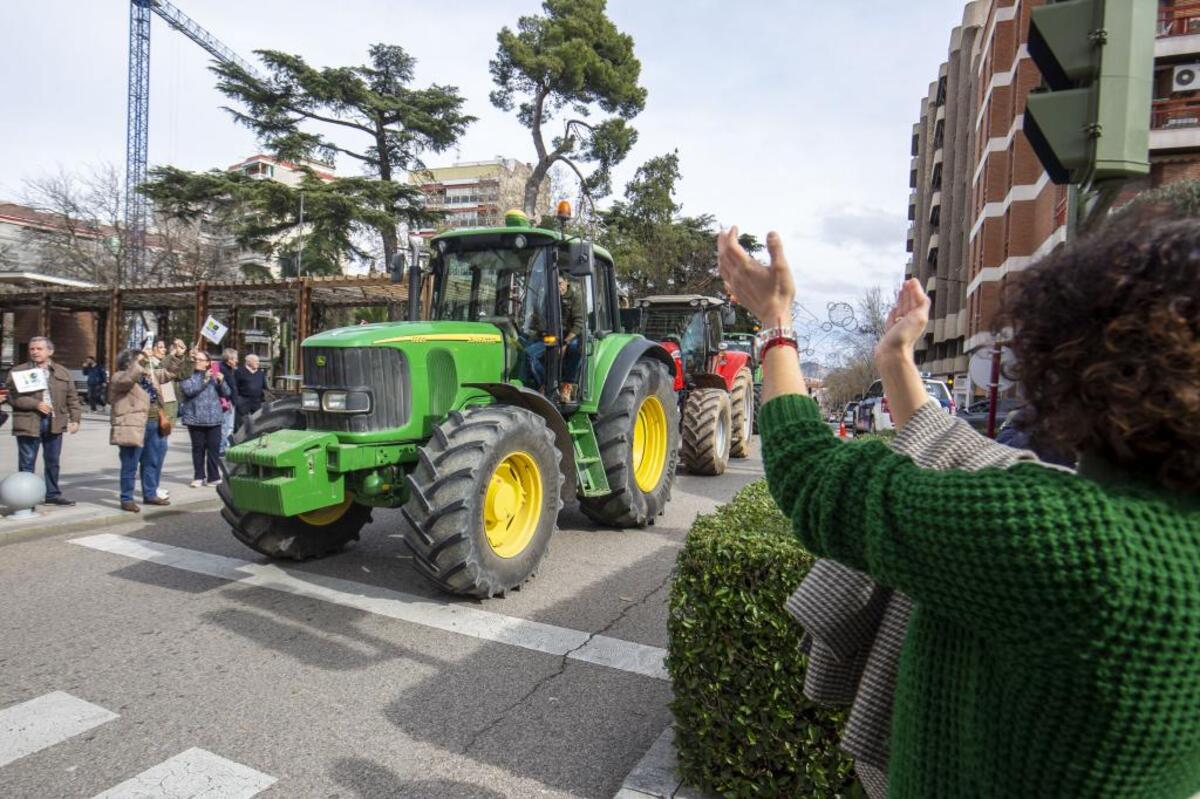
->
[433,246,550,328]
[643,307,705,357]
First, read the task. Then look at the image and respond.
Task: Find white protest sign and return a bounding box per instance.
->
[200,315,228,345]
[11,367,48,394]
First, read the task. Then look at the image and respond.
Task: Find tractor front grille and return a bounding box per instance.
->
[302,347,411,433]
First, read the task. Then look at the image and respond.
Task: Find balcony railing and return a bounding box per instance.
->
[1159,0,1200,36]
[1152,98,1200,129]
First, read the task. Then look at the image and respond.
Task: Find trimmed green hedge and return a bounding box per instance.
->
[667,481,859,797]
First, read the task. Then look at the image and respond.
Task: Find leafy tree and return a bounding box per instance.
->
[141,165,428,277]
[490,0,647,215]
[601,153,762,304]
[206,44,472,268]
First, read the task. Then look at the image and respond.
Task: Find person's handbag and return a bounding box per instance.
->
[157,406,173,437]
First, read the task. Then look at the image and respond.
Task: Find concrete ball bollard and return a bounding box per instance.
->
[1,472,46,519]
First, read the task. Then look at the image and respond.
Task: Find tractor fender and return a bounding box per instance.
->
[462,382,576,501]
[715,350,752,390]
[598,339,677,413]
[690,374,727,391]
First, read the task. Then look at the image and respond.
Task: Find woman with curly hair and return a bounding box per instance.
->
[717,212,1199,798]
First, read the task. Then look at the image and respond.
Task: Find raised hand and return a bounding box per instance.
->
[876,278,931,361]
[716,227,795,327]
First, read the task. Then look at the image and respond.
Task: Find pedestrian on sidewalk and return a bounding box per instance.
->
[717,211,1200,798]
[218,348,240,456]
[180,349,231,488]
[146,338,188,502]
[82,356,107,412]
[5,336,81,506]
[234,353,267,433]
[108,348,179,513]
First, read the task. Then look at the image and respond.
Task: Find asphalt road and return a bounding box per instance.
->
[0,445,764,799]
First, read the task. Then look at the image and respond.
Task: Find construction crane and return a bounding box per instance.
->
[125,0,262,283]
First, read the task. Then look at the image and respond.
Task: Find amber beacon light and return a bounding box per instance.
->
[556,200,572,221]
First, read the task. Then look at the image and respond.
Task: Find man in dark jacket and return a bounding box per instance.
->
[82,357,107,412]
[233,353,267,432]
[5,337,82,505]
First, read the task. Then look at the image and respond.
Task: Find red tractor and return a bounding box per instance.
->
[635,295,754,475]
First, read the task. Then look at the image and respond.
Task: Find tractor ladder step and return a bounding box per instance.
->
[567,414,611,497]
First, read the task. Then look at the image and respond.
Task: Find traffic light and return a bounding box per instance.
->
[1023,0,1155,186]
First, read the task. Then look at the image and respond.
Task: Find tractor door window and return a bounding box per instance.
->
[519,249,550,335]
[585,275,610,334]
[706,311,723,352]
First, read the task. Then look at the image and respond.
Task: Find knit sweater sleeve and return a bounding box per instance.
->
[758,394,1126,644]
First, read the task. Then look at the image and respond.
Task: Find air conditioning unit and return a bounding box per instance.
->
[1173,64,1200,93]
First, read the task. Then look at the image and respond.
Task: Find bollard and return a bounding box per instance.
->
[0,472,46,519]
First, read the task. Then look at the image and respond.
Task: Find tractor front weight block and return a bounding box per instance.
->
[226,429,345,517]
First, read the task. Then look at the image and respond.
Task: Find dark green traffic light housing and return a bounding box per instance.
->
[1023,0,1155,186]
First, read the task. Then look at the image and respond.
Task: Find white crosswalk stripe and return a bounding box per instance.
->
[2,693,276,797]
[0,691,119,768]
[92,747,276,798]
[70,532,670,680]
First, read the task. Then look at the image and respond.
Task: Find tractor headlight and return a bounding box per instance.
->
[301,390,321,410]
[321,390,371,413]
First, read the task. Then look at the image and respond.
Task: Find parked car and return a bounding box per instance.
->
[841,401,859,428]
[956,397,1025,432]
[857,378,956,433]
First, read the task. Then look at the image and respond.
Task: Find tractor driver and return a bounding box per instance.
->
[524,274,586,402]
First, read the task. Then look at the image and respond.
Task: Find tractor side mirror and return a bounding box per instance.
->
[720,305,736,327]
[718,342,728,351]
[565,241,594,277]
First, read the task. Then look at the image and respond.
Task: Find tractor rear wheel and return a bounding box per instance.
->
[681,388,732,475]
[402,405,562,598]
[752,383,762,433]
[579,359,679,528]
[218,396,373,560]
[730,368,754,458]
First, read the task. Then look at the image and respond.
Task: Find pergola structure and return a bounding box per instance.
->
[0,274,409,380]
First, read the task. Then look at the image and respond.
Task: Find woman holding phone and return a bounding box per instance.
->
[179,349,231,488]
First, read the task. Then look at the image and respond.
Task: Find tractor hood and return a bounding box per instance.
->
[303,320,505,348]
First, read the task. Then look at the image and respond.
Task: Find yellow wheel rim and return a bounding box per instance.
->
[632,395,668,493]
[484,451,543,559]
[297,494,354,527]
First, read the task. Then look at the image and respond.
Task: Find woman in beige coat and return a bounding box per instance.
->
[109,348,178,512]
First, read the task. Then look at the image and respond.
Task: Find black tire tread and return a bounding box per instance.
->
[579,359,680,528]
[730,368,754,459]
[681,388,732,476]
[402,405,562,598]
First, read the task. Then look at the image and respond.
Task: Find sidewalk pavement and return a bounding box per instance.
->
[0,410,222,539]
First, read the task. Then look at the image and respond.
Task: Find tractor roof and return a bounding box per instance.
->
[637,294,726,308]
[431,222,614,263]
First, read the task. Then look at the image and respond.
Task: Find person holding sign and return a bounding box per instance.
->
[179,349,232,487]
[4,336,81,505]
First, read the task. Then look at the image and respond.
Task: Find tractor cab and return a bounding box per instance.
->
[637,295,736,392]
[422,210,621,412]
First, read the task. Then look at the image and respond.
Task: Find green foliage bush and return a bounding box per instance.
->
[667,481,859,797]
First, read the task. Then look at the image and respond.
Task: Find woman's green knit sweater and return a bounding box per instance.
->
[758,394,1200,798]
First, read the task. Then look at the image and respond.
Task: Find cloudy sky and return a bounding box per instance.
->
[0,0,968,319]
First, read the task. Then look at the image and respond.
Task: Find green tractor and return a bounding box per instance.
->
[218,211,680,598]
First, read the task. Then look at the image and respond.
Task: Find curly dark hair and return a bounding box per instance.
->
[1001,211,1200,492]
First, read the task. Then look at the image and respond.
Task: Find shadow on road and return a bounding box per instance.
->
[329,757,506,799]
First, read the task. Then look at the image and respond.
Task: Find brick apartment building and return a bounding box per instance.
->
[907,0,1200,406]
[411,158,552,234]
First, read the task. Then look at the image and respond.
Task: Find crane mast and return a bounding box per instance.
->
[123,0,261,283]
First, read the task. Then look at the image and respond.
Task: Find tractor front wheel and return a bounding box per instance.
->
[402,405,562,598]
[730,367,754,458]
[681,388,732,475]
[579,359,679,528]
[218,396,373,560]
